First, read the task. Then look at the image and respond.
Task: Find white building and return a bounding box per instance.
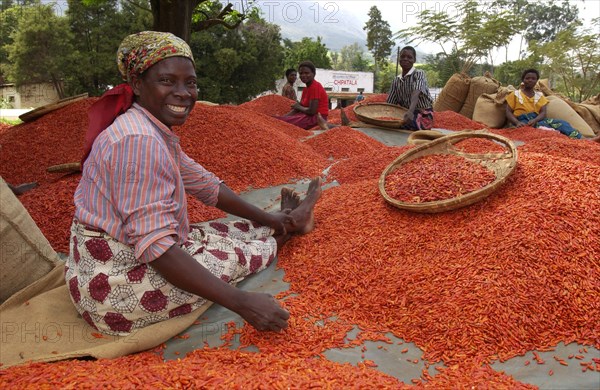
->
[276,68,374,108]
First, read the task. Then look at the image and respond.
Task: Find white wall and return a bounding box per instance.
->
[310,69,374,94]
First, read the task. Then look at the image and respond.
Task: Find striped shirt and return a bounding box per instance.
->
[74,103,221,263]
[386,68,434,110]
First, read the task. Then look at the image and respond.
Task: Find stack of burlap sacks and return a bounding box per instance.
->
[433,72,600,138]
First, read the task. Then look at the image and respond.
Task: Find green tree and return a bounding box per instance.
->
[376,61,396,93]
[282,37,332,70]
[66,0,152,95]
[6,3,75,99]
[0,6,21,83]
[491,0,579,61]
[85,0,258,42]
[191,14,284,103]
[364,6,393,69]
[530,19,600,102]
[337,43,370,72]
[522,0,579,44]
[396,0,518,72]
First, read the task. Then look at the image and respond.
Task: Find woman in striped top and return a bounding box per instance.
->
[66,31,322,336]
[386,46,434,130]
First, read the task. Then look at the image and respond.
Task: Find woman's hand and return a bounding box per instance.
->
[268,211,296,235]
[526,119,537,127]
[235,291,290,332]
[515,121,527,128]
[291,102,303,111]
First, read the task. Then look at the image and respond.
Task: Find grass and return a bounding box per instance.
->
[0,118,22,126]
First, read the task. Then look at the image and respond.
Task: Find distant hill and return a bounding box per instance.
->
[257,1,430,60]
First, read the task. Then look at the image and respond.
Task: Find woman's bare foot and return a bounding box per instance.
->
[317,113,329,130]
[280,187,301,212]
[288,177,322,234]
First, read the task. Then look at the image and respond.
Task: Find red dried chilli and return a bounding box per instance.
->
[239,94,295,117]
[433,111,487,130]
[491,126,565,142]
[304,126,386,160]
[384,154,496,203]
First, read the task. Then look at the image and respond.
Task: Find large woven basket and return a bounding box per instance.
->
[379,131,518,213]
[353,103,408,128]
[406,130,445,145]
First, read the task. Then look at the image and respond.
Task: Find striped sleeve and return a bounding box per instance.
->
[386,77,401,106]
[414,71,427,93]
[179,150,221,206]
[108,134,179,262]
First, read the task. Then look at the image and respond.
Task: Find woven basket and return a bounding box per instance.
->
[379,131,518,213]
[406,130,445,145]
[353,103,408,128]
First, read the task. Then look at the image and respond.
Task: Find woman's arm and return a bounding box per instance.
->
[505,103,525,127]
[404,89,422,121]
[216,183,295,234]
[386,78,400,105]
[291,99,319,115]
[527,104,547,126]
[151,245,290,332]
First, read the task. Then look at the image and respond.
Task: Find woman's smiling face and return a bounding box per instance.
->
[298,66,315,84]
[132,56,198,127]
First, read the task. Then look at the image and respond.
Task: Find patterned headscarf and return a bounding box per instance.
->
[83,31,195,164]
[117,31,195,82]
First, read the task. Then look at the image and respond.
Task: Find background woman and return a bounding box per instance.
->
[275,61,330,130]
[282,68,297,101]
[67,31,321,336]
[505,68,581,139]
[386,46,434,130]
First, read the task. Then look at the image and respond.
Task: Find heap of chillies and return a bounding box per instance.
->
[304,126,387,160]
[1,94,599,387]
[383,154,496,203]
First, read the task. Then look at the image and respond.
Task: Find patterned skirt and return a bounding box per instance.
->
[65,219,277,335]
[400,108,434,130]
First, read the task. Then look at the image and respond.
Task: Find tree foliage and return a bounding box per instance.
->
[66,0,152,95]
[334,43,369,72]
[363,6,393,67]
[191,14,284,104]
[282,37,332,70]
[396,0,518,72]
[6,3,75,98]
[530,19,600,102]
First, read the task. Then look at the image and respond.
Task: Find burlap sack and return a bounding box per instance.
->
[0,177,59,303]
[572,104,600,135]
[546,96,595,137]
[460,72,501,119]
[582,93,600,106]
[472,93,507,129]
[536,79,554,96]
[433,73,471,113]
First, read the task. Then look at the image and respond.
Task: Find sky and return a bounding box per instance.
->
[252,0,600,63]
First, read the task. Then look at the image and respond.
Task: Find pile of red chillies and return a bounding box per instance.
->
[1,93,599,387]
[384,154,496,203]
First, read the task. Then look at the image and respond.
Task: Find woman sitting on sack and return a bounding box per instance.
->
[67,31,322,335]
[505,68,581,139]
[386,46,434,130]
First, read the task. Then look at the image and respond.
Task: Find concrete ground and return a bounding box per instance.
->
[162,127,599,389]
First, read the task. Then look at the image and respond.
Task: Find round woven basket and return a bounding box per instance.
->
[379,131,518,213]
[353,103,408,128]
[406,130,445,145]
